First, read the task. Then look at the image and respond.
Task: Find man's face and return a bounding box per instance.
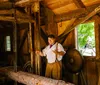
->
[48,37,55,45]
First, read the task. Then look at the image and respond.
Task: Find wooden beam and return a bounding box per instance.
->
[58,5,100,40]
[26,7,34,73]
[0,9,13,15]
[0,9,29,18]
[55,8,87,22]
[45,0,73,9]
[95,15,100,24]
[15,0,42,7]
[34,13,41,75]
[55,3,100,22]
[29,22,34,73]
[0,16,35,23]
[0,67,73,85]
[73,0,86,8]
[0,0,8,2]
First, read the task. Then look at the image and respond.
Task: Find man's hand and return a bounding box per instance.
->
[35,51,40,54]
[35,51,44,56]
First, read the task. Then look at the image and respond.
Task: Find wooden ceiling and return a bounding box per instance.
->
[0,0,99,27]
[0,0,100,14]
[43,0,100,15]
[0,0,99,21]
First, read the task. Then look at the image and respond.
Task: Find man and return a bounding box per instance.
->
[36,34,65,80]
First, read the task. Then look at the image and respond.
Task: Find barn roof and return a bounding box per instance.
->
[0,0,99,29]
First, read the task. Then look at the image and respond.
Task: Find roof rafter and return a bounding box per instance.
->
[73,0,86,8]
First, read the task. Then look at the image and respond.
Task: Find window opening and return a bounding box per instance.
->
[76,22,96,56]
[5,36,11,51]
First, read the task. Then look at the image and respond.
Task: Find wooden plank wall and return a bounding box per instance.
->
[83,58,98,85]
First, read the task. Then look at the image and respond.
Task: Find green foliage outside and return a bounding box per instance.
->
[77,22,95,51]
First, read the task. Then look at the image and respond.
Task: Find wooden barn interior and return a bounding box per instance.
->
[0,0,100,85]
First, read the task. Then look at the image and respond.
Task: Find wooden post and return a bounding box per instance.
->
[26,6,34,73]
[29,22,34,73]
[33,2,41,75]
[13,21,18,85]
[13,2,18,85]
[94,16,100,85]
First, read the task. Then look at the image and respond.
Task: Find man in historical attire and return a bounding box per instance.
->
[36,34,65,80]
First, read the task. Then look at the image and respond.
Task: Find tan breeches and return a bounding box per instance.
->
[45,61,62,80]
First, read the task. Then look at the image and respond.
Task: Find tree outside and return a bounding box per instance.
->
[77,22,96,56]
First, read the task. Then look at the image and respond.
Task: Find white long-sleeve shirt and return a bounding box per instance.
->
[42,42,65,63]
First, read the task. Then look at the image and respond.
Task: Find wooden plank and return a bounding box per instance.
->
[46,0,73,9]
[58,5,100,40]
[97,62,100,85]
[73,0,86,8]
[84,60,98,85]
[0,67,74,85]
[53,3,77,15]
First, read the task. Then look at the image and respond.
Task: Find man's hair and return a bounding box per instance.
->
[48,34,55,38]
